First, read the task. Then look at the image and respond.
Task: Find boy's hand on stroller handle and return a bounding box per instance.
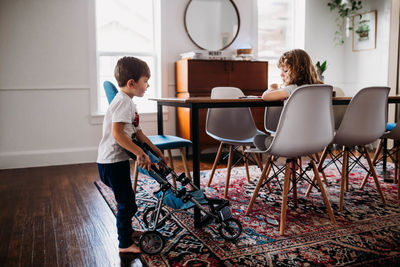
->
[159,153,167,165]
[138,152,152,171]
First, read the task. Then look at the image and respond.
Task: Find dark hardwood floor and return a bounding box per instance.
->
[0,155,217,267]
[0,149,382,266]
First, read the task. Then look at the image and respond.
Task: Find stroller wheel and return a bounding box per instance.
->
[143,206,168,229]
[139,231,165,255]
[218,218,242,241]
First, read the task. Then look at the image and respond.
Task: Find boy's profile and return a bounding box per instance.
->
[97,56,166,253]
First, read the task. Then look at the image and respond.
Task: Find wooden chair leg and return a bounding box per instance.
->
[344,146,349,192]
[224,145,234,199]
[398,168,400,200]
[207,143,223,187]
[245,156,271,215]
[242,146,250,182]
[167,149,177,188]
[280,162,291,236]
[306,146,331,196]
[313,153,319,163]
[179,147,193,190]
[398,147,400,200]
[263,158,273,193]
[394,143,399,184]
[255,153,272,192]
[132,160,139,194]
[320,170,329,186]
[318,147,330,186]
[361,139,383,188]
[311,161,336,224]
[339,148,348,211]
[180,148,192,181]
[255,153,263,170]
[363,146,386,205]
[312,152,328,186]
[373,139,384,164]
[317,146,329,171]
[396,143,400,191]
[167,149,174,170]
[305,176,316,197]
[291,160,298,208]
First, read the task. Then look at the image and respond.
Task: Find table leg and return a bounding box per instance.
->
[157,103,163,135]
[190,105,201,228]
[382,138,393,183]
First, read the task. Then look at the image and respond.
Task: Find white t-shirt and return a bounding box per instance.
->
[97,91,142,163]
[283,84,298,104]
[284,84,298,97]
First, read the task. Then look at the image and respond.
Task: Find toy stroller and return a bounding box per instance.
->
[126,138,242,255]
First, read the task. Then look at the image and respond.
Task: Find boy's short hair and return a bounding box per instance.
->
[114,57,151,87]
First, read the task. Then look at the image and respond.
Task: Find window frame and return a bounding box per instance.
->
[88,0,161,122]
[256,0,305,86]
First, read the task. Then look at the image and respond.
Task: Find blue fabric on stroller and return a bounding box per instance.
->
[138,150,207,210]
[154,189,208,210]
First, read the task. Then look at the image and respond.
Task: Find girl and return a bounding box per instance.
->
[262,49,322,101]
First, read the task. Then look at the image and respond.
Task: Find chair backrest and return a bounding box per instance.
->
[267,84,335,158]
[206,87,259,140]
[333,86,390,146]
[103,81,118,104]
[264,106,283,134]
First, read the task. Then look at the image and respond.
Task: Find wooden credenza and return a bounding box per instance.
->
[175,59,268,151]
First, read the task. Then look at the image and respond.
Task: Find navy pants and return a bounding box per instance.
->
[97,160,137,248]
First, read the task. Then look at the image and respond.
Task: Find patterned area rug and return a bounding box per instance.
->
[95,160,400,266]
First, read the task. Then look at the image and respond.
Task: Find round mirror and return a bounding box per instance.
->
[184,0,240,51]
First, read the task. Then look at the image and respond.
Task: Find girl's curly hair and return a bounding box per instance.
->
[278,49,322,86]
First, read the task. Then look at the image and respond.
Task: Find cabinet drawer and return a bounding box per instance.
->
[175,59,268,151]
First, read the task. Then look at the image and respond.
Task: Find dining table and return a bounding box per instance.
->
[149,95,400,227]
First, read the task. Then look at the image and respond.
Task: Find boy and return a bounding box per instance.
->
[97,56,166,253]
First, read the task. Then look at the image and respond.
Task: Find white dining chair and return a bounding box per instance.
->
[306,86,390,211]
[206,87,267,198]
[245,84,337,235]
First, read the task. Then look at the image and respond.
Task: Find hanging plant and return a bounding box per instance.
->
[328,0,363,45]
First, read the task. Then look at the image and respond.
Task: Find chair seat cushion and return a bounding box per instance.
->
[253,134,274,151]
[387,123,396,131]
[148,135,192,150]
[208,130,267,146]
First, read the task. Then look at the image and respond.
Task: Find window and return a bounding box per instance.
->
[95,0,160,113]
[257,0,304,86]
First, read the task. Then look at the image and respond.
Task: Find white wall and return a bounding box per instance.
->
[0,0,396,169]
[0,0,100,168]
[305,0,393,96]
[304,0,345,90]
[342,0,393,96]
[0,0,256,169]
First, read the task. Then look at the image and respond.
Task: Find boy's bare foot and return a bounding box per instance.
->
[119,243,141,254]
[132,230,145,240]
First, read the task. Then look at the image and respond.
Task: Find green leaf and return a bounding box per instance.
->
[321,61,327,71]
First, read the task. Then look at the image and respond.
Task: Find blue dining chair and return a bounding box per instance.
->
[103,81,193,192]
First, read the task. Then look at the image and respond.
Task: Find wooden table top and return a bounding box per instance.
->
[150,95,400,103]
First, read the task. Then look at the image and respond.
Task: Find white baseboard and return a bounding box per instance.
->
[0,146,98,169]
